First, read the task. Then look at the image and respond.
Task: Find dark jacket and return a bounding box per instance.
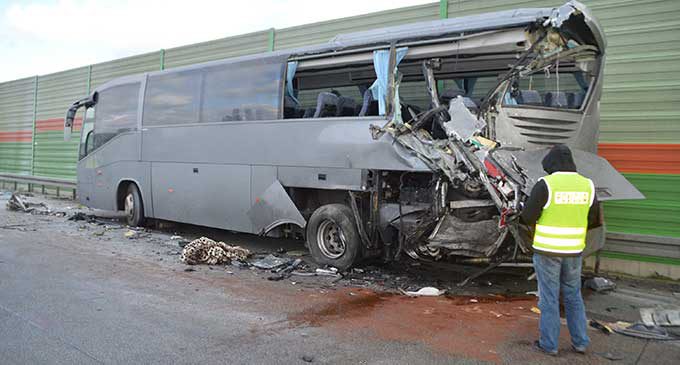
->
[520,145,601,255]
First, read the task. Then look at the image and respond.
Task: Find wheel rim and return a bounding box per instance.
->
[316,219,346,259]
[124,193,134,222]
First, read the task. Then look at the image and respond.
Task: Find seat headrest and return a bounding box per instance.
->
[440,88,465,101]
[516,90,542,106]
[313,92,340,118]
[337,96,356,116]
[544,92,568,108]
[566,92,585,108]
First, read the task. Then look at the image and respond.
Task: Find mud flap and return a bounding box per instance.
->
[247,180,306,235]
[490,148,644,202]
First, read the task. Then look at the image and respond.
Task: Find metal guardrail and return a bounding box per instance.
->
[0,173,76,198]
[605,232,680,260]
[1,173,677,263]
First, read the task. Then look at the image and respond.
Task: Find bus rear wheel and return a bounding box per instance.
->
[306,204,361,271]
[124,184,145,227]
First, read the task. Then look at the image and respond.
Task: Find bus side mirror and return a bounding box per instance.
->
[64,106,77,141]
[64,93,97,142]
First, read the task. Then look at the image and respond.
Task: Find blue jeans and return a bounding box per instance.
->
[533,253,590,353]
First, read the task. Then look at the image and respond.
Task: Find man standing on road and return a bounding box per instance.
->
[521,144,601,356]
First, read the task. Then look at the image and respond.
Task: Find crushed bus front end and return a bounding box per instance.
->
[367,1,643,269]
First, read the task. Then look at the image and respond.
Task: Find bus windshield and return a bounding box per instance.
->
[503,68,592,110]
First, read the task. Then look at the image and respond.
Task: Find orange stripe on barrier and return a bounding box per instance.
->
[598,143,680,174]
[0,130,32,142]
[35,117,82,132]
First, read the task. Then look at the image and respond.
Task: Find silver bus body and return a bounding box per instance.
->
[66,1,642,269]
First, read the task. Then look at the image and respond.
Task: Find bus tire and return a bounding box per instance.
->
[306,204,361,271]
[124,184,145,227]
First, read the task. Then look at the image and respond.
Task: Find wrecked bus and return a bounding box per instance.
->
[65,1,642,272]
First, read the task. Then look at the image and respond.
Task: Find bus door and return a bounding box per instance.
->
[76,107,96,205]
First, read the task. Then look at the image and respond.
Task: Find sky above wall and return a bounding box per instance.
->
[0,0,433,83]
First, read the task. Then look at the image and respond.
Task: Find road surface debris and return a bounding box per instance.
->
[640,307,680,327]
[180,236,251,265]
[399,287,445,297]
[251,254,292,270]
[585,277,616,292]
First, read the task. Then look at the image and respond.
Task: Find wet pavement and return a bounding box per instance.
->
[1,191,679,364]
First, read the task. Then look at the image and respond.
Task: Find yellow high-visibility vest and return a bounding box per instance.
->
[533,172,595,255]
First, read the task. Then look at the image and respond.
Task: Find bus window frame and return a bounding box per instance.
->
[499,74,595,113]
[79,106,96,160]
[141,57,287,128]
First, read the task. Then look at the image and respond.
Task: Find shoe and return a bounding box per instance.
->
[532,340,558,356]
[572,345,587,354]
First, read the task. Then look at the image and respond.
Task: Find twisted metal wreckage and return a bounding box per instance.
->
[365,2,643,281]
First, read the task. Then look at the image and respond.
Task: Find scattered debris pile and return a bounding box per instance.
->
[399,287,446,297]
[6,193,29,212]
[640,307,680,327]
[251,254,292,270]
[6,193,68,217]
[610,321,678,341]
[181,237,251,265]
[585,276,616,293]
[67,212,99,223]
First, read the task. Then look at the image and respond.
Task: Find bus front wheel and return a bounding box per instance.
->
[306,204,361,271]
[124,184,145,227]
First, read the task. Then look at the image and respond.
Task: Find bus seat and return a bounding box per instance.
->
[283,95,300,118]
[337,96,356,116]
[232,108,242,121]
[359,90,378,116]
[516,90,542,106]
[313,92,339,118]
[567,92,585,108]
[440,88,465,104]
[544,91,568,108]
[302,108,315,118]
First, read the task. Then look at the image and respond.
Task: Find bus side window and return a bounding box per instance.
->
[93,83,140,149]
[201,59,284,122]
[143,70,202,126]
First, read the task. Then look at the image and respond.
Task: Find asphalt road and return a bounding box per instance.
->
[1,193,679,364]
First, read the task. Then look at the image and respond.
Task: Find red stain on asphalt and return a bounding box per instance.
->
[289,288,538,363]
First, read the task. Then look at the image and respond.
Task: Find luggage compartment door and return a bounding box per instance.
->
[151,162,252,232]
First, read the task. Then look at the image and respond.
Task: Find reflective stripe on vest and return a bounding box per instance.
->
[532,172,594,255]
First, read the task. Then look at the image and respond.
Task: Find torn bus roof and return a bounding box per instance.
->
[297,1,605,57]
